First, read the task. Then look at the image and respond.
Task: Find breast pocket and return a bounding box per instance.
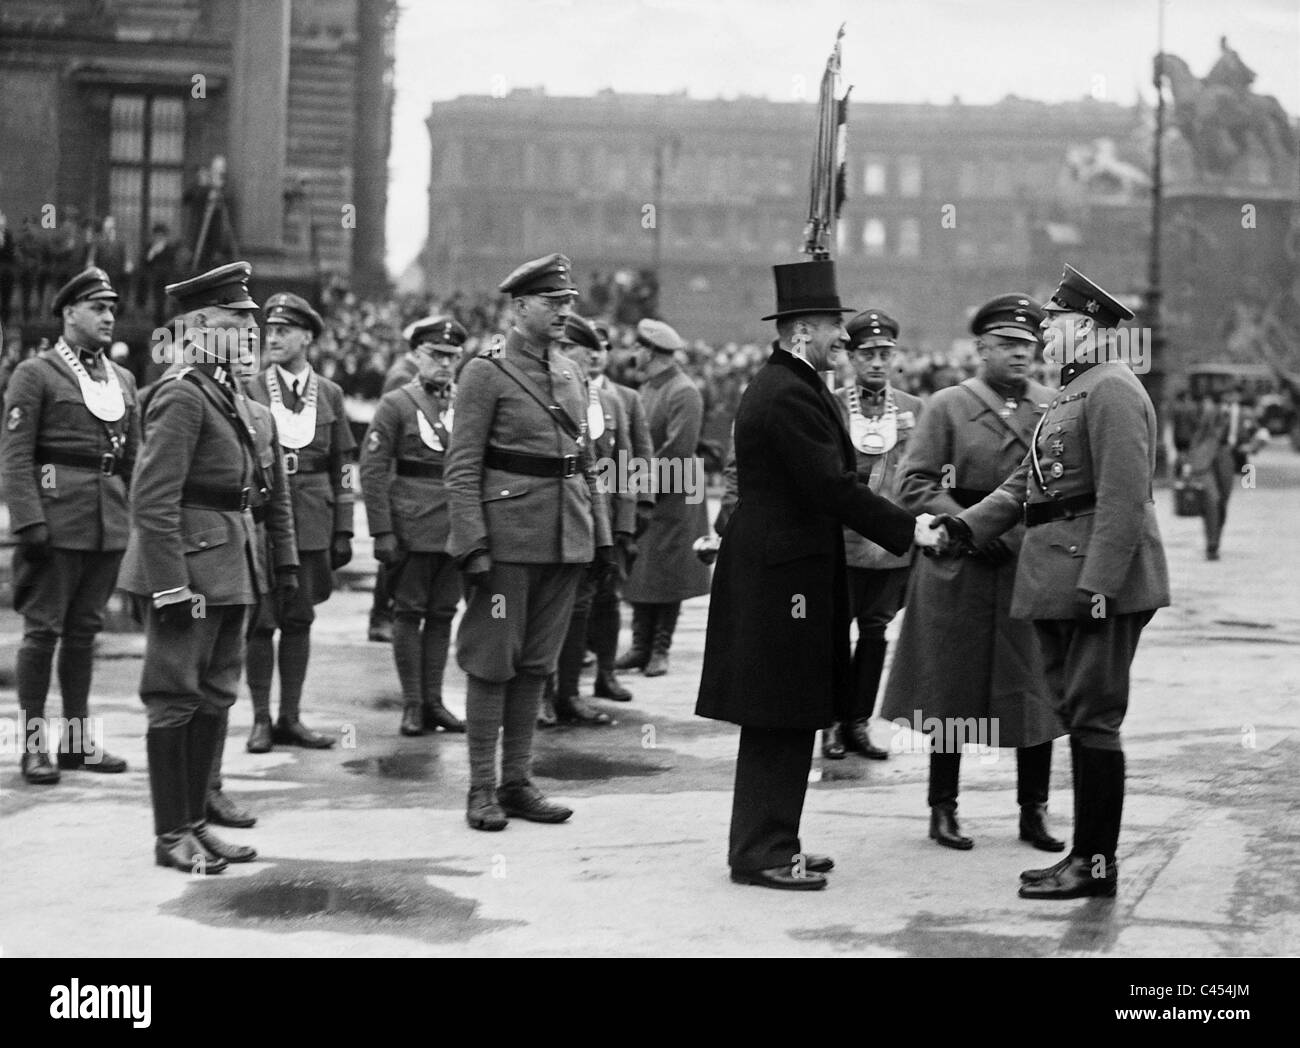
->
[185,524,229,554]
[1044,514,1092,559]
[482,481,533,505]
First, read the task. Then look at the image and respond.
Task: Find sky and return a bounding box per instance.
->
[386,0,1300,275]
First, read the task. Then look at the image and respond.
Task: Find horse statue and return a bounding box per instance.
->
[1155,38,1297,183]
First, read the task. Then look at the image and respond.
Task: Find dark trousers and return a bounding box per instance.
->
[141,605,249,729]
[845,566,910,721]
[728,726,815,872]
[556,564,599,698]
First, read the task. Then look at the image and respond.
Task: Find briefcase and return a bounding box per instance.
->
[1173,479,1204,517]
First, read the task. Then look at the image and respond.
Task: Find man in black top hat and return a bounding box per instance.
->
[696,259,943,891]
[2,267,138,783]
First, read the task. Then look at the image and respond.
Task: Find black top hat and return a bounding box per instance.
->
[761,260,855,322]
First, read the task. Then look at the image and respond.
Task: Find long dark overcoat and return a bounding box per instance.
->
[695,347,915,731]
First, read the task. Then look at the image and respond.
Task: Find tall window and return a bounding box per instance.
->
[898,217,920,257]
[863,155,887,196]
[898,155,922,197]
[862,218,886,256]
[109,94,185,263]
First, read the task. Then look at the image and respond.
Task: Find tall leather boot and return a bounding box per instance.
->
[56,640,126,772]
[555,597,611,725]
[205,708,256,828]
[588,597,632,701]
[273,627,333,747]
[190,713,256,863]
[245,628,275,752]
[1017,740,1064,851]
[393,614,426,736]
[643,602,679,677]
[421,615,464,731]
[845,637,889,759]
[149,724,225,874]
[1020,744,1120,899]
[928,750,972,849]
[614,604,655,671]
[17,639,59,784]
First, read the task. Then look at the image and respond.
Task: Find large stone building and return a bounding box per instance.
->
[423,90,1151,352]
[0,0,394,336]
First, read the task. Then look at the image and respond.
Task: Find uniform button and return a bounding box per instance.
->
[199,540,208,548]
[1068,544,1078,553]
[500,489,509,496]
[1050,400,1058,408]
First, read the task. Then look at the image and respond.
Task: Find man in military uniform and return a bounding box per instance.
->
[367,318,469,642]
[243,292,355,752]
[824,310,925,761]
[205,351,299,829]
[938,266,1170,899]
[2,267,137,783]
[118,261,299,873]
[884,294,1065,852]
[544,313,636,725]
[361,314,468,737]
[616,319,711,677]
[585,319,653,703]
[446,253,614,831]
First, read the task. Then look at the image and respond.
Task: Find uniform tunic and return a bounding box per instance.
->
[622,364,711,603]
[881,376,1063,747]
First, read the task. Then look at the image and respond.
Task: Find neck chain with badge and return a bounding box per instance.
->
[55,339,125,422]
[265,365,318,451]
[848,383,898,455]
[414,381,454,452]
[586,383,606,440]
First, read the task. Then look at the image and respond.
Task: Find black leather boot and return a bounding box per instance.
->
[614,604,655,671]
[1017,741,1064,851]
[272,628,334,748]
[820,722,846,759]
[466,785,508,831]
[589,599,633,700]
[394,615,427,736]
[554,691,612,726]
[21,713,60,785]
[497,780,572,823]
[246,715,274,753]
[844,638,890,758]
[149,725,226,874]
[420,615,465,731]
[200,713,257,829]
[928,751,972,849]
[644,602,679,677]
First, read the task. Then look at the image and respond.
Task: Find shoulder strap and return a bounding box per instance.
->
[181,370,271,497]
[961,377,1030,446]
[484,356,583,442]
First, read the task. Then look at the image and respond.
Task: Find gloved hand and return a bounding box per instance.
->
[372,532,400,565]
[330,532,353,570]
[1073,589,1106,630]
[694,534,721,566]
[615,531,638,573]
[595,545,619,586]
[275,568,299,618]
[634,502,654,539]
[929,514,975,556]
[17,522,51,562]
[461,551,492,593]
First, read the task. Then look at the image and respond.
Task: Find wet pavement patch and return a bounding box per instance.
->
[163,858,522,943]
[531,750,671,781]
[343,750,443,780]
[790,914,1059,957]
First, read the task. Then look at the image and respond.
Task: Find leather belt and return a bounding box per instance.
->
[1024,492,1096,527]
[396,460,444,479]
[181,483,259,513]
[950,487,993,509]
[485,446,579,478]
[37,447,122,476]
[282,449,329,476]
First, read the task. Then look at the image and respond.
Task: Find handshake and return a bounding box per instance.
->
[912,513,976,556]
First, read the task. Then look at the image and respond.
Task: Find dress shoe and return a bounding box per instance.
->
[246,716,274,753]
[537,693,558,729]
[929,804,973,850]
[273,717,334,748]
[845,719,889,760]
[399,703,424,736]
[801,853,834,874]
[21,751,61,785]
[593,668,633,702]
[613,648,648,672]
[206,789,257,829]
[820,723,846,760]
[466,785,508,831]
[58,747,128,773]
[643,651,669,677]
[155,831,227,874]
[368,620,393,643]
[422,702,466,733]
[1018,854,1117,899]
[194,824,257,863]
[1020,854,1072,884]
[497,780,572,823]
[1019,803,1066,852]
[730,864,827,891]
[555,694,612,726]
